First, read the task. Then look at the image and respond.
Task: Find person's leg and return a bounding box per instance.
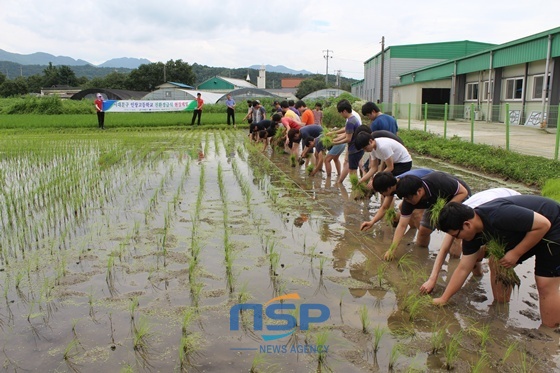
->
[227,109,231,125]
[191,111,197,125]
[197,110,202,125]
[333,155,341,175]
[337,159,349,184]
[324,154,334,177]
[535,275,560,327]
[415,226,432,247]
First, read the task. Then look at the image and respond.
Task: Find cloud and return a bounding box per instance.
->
[1,0,560,80]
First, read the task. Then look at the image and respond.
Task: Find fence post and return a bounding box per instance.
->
[505,103,510,151]
[470,103,475,143]
[555,105,560,160]
[424,103,428,132]
[444,103,448,139]
[408,103,411,130]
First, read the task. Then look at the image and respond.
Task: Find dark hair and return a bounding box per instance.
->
[337,99,352,114]
[280,100,289,108]
[247,99,253,106]
[395,175,423,199]
[373,172,398,194]
[288,100,295,107]
[354,131,373,151]
[354,124,372,137]
[361,101,380,116]
[295,100,306,109]
[303,136,315,148]
[287,128,300,143]
[252,100,260,106]
[258,130,268,139]
[315,102,322,108]
[272,113,282,122]
[437,202,475,232]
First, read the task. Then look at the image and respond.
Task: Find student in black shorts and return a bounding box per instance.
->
[435,195,560,328]
[252,114,281,152]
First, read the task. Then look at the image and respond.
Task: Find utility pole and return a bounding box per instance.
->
[323,49,333,85]
[335,70,342,88]
[380,36,385,103]
[163,64,167,83]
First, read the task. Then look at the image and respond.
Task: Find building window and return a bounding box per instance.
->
[505,78,523,100]
[532,75,549,100]
[466,82,478,101]
[482,81,493,101]
[165,91,171,98]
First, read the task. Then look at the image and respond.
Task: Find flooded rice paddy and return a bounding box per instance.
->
[0,129,558,372]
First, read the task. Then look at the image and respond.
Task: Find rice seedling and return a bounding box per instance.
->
[250,352,267,373]
[178,332,202,372]
[237,282,252,304]
[429,196,448,228]
[290,154,297,167]
[349,174,369,199]
[359,304,370,333]
[63,338,80,370]
[444,332,462,370]
[500,340,518,365]
[314,329,330,370]
[486,237,521,288]
[120,364,134,373]
[132,316,152,351]
[384,206,398,226]
[388,343,401,370]
[181,307,197,336]
[372,325,386,353]
[384,242,398,261]
[318,256,328,276]
[403,293,431,321]
[306,164,315,175]
[468,323,491,350]
[320,134,334,149]
[397,253,415,273]
[470,353,488,373]
[376,262,388,288]
[129,296,139,321]
[430,322,446,354]
[518,349,537,373]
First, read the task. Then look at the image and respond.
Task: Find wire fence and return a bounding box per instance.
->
[380,103,560,160]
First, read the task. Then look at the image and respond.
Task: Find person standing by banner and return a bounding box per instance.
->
[226,94,236,127]
[94,93,105,130]
[191,92,204,125]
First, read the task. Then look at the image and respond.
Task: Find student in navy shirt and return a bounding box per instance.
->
[361,101,398,134]
[435,195,560,328]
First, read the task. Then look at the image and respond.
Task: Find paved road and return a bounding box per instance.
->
[402,119,559,160]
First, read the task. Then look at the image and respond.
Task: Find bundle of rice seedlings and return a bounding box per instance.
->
[384,206,398,227]
[306,164,315,175]
[349,174,368,199]
[429,196,448,229]
[485,237,521,288]
[319,134,334,149]
[290,154,297,167]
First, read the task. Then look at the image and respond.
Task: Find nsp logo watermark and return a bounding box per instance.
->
[229,293,330,342]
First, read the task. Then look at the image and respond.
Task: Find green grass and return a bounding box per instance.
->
[541,178,560,202]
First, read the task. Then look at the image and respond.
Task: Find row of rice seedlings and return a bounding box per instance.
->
[230,159,253,212]
[468,323,491,351]
[359,305,370,333]
[372,325,386,353]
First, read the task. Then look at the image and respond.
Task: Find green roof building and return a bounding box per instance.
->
[352,41,495,108]
[393,26,560,126]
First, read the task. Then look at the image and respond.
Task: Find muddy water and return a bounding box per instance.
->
[0,130,558,372]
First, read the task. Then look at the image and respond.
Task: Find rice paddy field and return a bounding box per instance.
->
[0,128,558,372]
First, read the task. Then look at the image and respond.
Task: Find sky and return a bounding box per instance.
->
[2,0,560,80]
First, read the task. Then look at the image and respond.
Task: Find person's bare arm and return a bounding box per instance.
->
[500,212,551,268]
[420,234,455,293]
[433,251,480,305]
[360,195,394,231]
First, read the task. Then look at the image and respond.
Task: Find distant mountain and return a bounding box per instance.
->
[0,49,150,69]
[0,49,91,66]
[98,57,152,69]
[249,64,313,75]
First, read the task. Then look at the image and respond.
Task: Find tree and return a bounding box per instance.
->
[164,59,195,86]
[126,62,165,91]
[0,72,5,86]
[42,62,59,87]
[26,74,43,93]
[295,76,328,99]
[0,77,29,97]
